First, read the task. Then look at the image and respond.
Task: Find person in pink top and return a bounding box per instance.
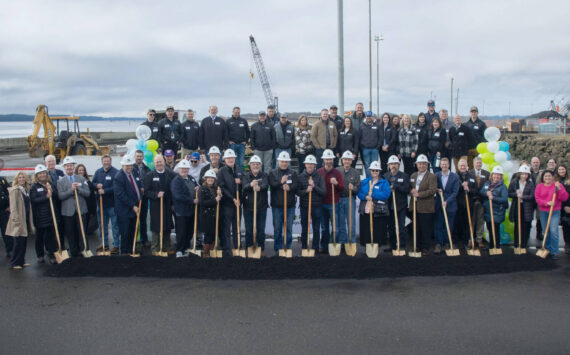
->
[534,169,569,259]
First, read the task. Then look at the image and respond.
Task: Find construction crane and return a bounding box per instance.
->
[249,35,278,112]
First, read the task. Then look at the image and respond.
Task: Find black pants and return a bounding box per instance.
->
[513,220,532,248]
[486,221,501,248]
[453,206,471,244]
[175,214,195,252]
[63,214,87,257]
[300,206,322,249]
[402,156,415,175]
[35,226,57,258]
[379,150,389,173]
[10,236,27,267]
[414,213,434,251]
[221,204,238,254]
[139,198,149,243]
[388,208,407,249]
[563,223,570,247]
[359,214,388,246]
[118,215,137,254]
[0,210,13,255]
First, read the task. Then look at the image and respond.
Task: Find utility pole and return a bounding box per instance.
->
[508,101,511,116]
[450,78,454,119]
[455,88,459,116]
[337,0,344,118]
[368,0,372,112]
[374,35,383,116]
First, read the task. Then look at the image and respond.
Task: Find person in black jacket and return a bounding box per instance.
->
[114,156,142,255]
[379,113,396,172]
[384,156,409,251]
[198,169,221,257]
[329,105,344,132]
[199,105,228,157]
[427,117,447,174]
[133,150,151,247]
[250,111,276,174]
[180,109,200,159]
[199,146,224,184]
[157,106,182,154]
[273,114,295,168]
[448,114,473,172]
[0,175,11,258]
[242,155,268,252]
[508,165,535,250]
[359,112,381,177]
[464,106,487,169]
[141,109,159,141]
[269,151,298,252]
[29,165,58,264]
[44,155,64,248]
[226,106,250,172]
[454,158,479,247]
[170,159,198,257]
[336,117,359,168]
[144,155,176,255]
[296,155,326,251]
[414,113,429,157]
[217,149,243,256]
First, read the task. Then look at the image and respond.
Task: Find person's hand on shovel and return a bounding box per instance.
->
[72,182,80,191]
[411,188,419,198]
[233,198,240,208]
[283,184,290,191]
[281,175,288,185]
[235,178,241,185]
[194,186,199,204]
[157,191,164,198]
[487,191,493,200]
[462,181,469,192]
[133,205,139,214]
[516,189,522,198]
[330,177,338,186]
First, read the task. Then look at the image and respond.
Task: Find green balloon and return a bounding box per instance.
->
[476,142,488,154]
[482,152,494,165]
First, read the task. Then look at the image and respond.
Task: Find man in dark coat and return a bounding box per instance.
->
[92,155,120,253]
[464,106,487,169]
[454,158,479,248]
[384,155,409,251]
[241,155,269,252]
[141,109,159,141]
[113,155,142,255]
[144,155,175,255]
[157,105,182,154]
[199,105,228,157]
[217,149,243,256]
[448,114,473,172]
[170,159,198,257]
[133,150,151,247]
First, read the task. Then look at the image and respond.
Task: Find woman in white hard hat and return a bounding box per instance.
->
[480,166,509,251]
[507,164,535,251]
[199,169,222,257]
[357,161,391,247]
[6,171,33,269]
[29,165,58,264]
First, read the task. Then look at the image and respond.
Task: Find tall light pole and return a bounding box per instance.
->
[368,0,372,112]
[450,77,453,119]
[374,34,384,116]
[338,0,344,117]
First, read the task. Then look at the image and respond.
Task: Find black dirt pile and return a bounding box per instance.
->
[44,254,557,280]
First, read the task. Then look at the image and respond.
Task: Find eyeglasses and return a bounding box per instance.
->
[191,160,198,163]
[149,114,155,116]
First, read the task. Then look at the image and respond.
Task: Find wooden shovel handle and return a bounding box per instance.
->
[392,190,400,250]
[368,183,373,243]
[348,189,352,242]
[517,196,522,247]
[132,199,142,255]
[332,183,336,244]
[160,195,164,251]
[193,196,198,250]
[48,196,63,252]
[74,189,88,252]
[413,196,417,252]
[465,194,475,247]
[542,193,557,248]
[253,189,257,245]
[284,188,287,250]
[236,190,240,249]
[440,191,454,249]
[489,193,496,247]
[99,194,105,249]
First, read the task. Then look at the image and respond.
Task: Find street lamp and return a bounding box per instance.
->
[374,34,384,117]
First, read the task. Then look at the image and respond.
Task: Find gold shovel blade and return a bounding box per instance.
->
[466,249,481,256]
[489,248,503,256]
[445,248,460,256]
[247,246,262,259]
[513,247,526,255]
[301,248,315,257]
[209,249,223,258]
[408,251,422,258]
[188,249,203,257]
[278,249,293,258]
[232,249,246,258]
[366,243,379,258]
[392,249,406,256]
[130,253,141,258]
[81,250,94,258]
[54,250,70,264]
[158,251,169,257]
[328,243,341,256]
[344,243,357,256]
[536,248,549,259]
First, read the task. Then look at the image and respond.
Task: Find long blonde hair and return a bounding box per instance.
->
[11,171,30,192]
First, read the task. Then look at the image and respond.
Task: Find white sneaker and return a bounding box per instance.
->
[176,251,183,258]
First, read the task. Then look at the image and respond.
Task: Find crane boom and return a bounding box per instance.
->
[249,35,277,110]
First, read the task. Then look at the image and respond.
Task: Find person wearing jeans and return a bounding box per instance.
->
[250,111,275,174]
[92,155,120,253]
[433,158,460,253]
[242,156,268,251]
[318,150,345,249]
[358,111,381,178]
[226,106,250,171]
[337,151,361,245]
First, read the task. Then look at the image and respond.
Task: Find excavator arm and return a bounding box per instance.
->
[27,104,56,157]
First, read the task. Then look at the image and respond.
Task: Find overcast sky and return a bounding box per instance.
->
[1,0,568,118]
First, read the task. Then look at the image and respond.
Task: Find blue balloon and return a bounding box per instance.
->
[136,139,146,151]
[506,152,511,161]
[499,141,509,152]
[144,149,153,162]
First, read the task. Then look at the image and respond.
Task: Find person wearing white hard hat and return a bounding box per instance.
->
[30,164,58,264]
[409,154,438,255]
[199,146,223,184]
[57,156,91,257]
[218,149,244,256]
[318,149,346,249]
[92,155,120,254]
[6,171,33,269]
[433,157,460,254]
[144,154,176,255]
[297,154,326,251]
[199,169,222,257]
[469,156,490,248]
[113,154,142,255]
[507,164,535,251]
[171,159,199,257]
[454,158,479,249]
[269,151,298,252]
[357,161,390,247]
[384,155,409,252]
[242,156,269,253]
[337,151,361,245]
[480,165,509,251]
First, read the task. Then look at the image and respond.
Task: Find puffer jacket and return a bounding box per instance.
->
[480,181,508,223]
[30,181,58,228]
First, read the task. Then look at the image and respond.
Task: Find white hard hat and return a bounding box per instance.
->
[62,156,77,165]
[120,155,135,165]
[249,155,262,164]
[177,159,191,169]
[208,146,221,155]
[388,155,400,165]
[204,169,217,179]
[34,164,48,175]
[518,165,530,174]
[415,154,429,164]
[303,155,317,164]
[223,149,237,159]
[341,151,354,160]
[321,149,335,160]
[277,151,291,162]
[369,161,381,171]
[492,166,504,175]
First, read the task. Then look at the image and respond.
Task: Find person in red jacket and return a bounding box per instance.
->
[318,149,345,253]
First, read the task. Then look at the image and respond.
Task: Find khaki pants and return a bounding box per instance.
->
[180,147,199,160]
[473,200,485,242]
[152,231,171,253]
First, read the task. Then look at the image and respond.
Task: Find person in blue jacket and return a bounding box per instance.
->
[171,159,198,257]
[433,158,460,254]
[113,155,142,255]
[357,161,391,247]
[92,155,120,253]
[480,166,509,249]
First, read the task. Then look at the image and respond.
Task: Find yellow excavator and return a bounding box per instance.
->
[27,104,110,161]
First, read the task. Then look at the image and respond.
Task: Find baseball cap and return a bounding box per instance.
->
[330,105,338,110]
[470,106,479,112]
[164,149,175,157]
[190,152,200,161]
[427,100,435,106]
[258,111,266,116]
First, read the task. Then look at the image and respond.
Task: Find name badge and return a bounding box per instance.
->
[374,186,379,189]
[136,177,140,181]
[84,181,89,185]
[416,129,421,133]
[37,188,44,192]
[474,126,479,130]
[185,127,190,130]
[153,128,158,132]
[408,130,413,135]
[469,178,475,183]
[397,178,404,182]
[458,132,464,136]
[371,126,377,130]
[265,127,270,130]
[286,180,292,184]
[485,186,489,189]
[239,124,244,127]
[215,122,220,125]
[153,177,160,181]
[287,130,292,134]
[329,126,333,129]
[410,178,415,182]
[164,124,170,128]
[377,200,385,204]
[105,176,112,180]
[434,132,440,137]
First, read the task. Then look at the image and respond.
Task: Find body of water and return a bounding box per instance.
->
[0,119,144,138]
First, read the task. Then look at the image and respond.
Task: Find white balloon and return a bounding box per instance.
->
[494,151,507,163]
[484,127,501,142]
[487,141,499,153]
[502,161,514,173]
[136,125,152,141]
[126,139,138,151]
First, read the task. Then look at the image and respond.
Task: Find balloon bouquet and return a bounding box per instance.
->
[125,126,159,170]
[475,127,515,244]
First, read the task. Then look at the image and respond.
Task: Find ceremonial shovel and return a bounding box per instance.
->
[464,194,481,256]
[513,195,526,255]
[130,200,142,257]
[344,189,357,256]
[210,187,223,258]
[301,178,315,257]
[97,195,111,256]
[49,196,69,263]
[536,193,557,259]
[247,189,262,259]
[74,189,93,258]
[328,184,341,256]
[279,188,293,258]
[365,184,378,258]
[488,195,503,256]
[391,191,405,256]
[157,195,168,257]
[232,190,246,257]
[408,196,421,258]
[440,191,460,256]
[188,196,202,257]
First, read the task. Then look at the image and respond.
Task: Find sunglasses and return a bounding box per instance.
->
[149,113,155,116]
[191,160,198,163]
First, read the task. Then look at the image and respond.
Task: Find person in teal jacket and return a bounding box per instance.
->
[358,161,391,246]
[480,166,509,249]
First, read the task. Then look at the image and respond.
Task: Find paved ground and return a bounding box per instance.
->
[1,235,569,355]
